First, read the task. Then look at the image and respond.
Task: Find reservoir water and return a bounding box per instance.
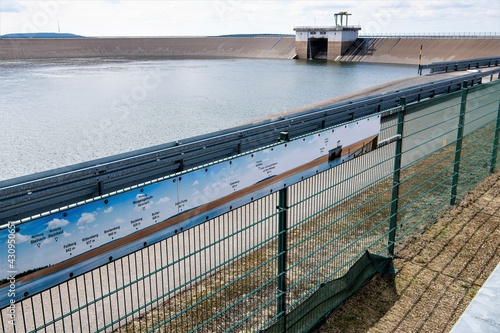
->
[0,58,415,181]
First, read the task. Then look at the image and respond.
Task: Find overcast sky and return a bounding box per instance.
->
[1,0,499,37]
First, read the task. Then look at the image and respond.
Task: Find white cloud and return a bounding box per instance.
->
[104,206,113,213]
[0,0,24,13]
[192,180,199,186]
[157,197,171,204]
[77,212,96,225]
[46,218,70,230]
[41,237,52,246]
[14,233,30,244]
[203,181,226,198]
[63,231,71,237]
[115,218,125,224]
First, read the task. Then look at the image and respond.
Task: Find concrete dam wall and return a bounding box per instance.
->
[0,36,498,64]
[339,38,500,65]
[0,36,297,60]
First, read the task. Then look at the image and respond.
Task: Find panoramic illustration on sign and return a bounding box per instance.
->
[0,115,380,293]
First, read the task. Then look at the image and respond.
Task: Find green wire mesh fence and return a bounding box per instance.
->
[2,79,499,333]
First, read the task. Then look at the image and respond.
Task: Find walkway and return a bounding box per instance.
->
[451,261,500,332]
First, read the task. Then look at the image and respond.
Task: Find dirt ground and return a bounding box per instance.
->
[315,172,500,333]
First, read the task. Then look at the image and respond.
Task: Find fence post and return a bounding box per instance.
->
[490,98,500,173]
[450,81,468,205]
[277,131,289,330]
[388,97,406,257]
[277,186,288,330]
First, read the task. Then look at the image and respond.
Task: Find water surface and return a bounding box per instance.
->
[0,58,416,180]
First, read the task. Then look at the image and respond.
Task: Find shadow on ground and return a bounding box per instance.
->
[312,273,399,333]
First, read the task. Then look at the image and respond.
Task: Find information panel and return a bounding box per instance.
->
[0,115,380,304]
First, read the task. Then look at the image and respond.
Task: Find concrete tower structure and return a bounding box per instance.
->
[293,12,361,61]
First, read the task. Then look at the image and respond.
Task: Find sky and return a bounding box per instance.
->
[0,0,499,37]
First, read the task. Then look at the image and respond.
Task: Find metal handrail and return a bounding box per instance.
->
[359,32,500,38]
[419,57,500,74]
[293,25,361,30]
[1,67,499,224]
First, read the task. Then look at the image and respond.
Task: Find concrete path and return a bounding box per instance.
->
[450,262,500,332]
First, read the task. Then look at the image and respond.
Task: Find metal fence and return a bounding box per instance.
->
[418,57,500,75]
[2,79,500,332]
[359,32,500,38]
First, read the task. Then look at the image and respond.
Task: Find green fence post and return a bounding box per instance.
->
[450,81,469,205]
[277,186,288,330]
[276,131,289,331]
[489,98,500,174]
[388,97,406,257]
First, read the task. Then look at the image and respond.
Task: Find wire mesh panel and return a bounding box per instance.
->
[3,194,282,332]
[262,112,398,331]
[127,195,281,333]
[394,92,463,244]
[394,80,500,249]
[455,81,500,201]
[285,152,393,292]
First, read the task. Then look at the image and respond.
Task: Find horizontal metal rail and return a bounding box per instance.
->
[359,32,500,38]
[1,68,499,224]
[294,25,361,30]
[419,57,500,74]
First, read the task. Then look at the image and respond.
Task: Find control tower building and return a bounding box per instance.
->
[293,12,361,61]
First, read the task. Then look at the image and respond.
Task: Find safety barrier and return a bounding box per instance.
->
[1,78,499,332]
[2,68,499,225]
[359,32,500,38]
[419,57,500,75]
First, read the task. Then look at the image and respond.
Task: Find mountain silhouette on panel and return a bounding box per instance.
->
[0,32,85,38]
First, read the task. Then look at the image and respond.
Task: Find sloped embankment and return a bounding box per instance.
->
[0,36,297,60]
[339,38,500,65]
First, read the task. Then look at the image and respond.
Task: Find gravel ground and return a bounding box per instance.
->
[315,172,500,333]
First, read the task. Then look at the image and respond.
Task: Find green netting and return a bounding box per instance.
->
[262,251,395,333]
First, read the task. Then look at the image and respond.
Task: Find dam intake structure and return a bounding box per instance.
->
[293,12,361,61]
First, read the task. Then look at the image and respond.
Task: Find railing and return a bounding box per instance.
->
[359,32,500,38]
[419,57,500,75]
[2,68,499,225]
[1,78,499,332]
[293,26,361,30]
